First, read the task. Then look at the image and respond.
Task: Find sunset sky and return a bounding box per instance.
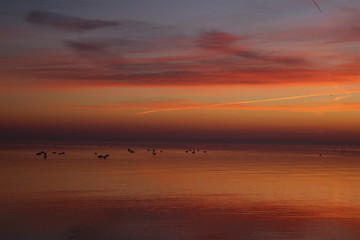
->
[1,0,359,145]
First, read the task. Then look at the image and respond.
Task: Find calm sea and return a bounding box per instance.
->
[1,145,360,240]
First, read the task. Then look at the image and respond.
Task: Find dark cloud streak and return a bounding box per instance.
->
[195,30,244,49]
[64,40,108,52]
[26,10,119,32]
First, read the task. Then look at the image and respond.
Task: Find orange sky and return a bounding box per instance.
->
[1,0,359,144]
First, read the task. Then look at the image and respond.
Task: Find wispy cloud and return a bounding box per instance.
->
[1,8,356,88]
[64,40,109,53]
[52,99,196,111]
[26,10,119,32]
[266,8,360,43]
[195,30,245,49]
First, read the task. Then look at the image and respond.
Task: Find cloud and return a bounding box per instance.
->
[195,30,244,49]
[5,50,354,87]
[233,49,308,66]
[63,38,172,57]
[64,40,109,53]
[194,31,308,67]
[26,10,119,32]
[265,8,360,44]
[4,15,359,88]
[334,9,360,43]
[55,99,197,111]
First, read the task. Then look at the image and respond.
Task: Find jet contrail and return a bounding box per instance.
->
[137,89,360,115]
[332,84,352,102]
[312,0,322,12]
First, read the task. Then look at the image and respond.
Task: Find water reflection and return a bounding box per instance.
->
[2,194,360,240]
[0,145,360,239]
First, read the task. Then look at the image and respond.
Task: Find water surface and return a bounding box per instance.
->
[1,145,359,240]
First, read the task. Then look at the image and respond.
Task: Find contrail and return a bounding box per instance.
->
[332,84,352,102]
[312,0,322,12]
[137,89,360,115]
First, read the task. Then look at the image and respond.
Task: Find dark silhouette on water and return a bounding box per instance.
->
[36,151,47,159]
[97,154,110,159]
[184,149,207,154]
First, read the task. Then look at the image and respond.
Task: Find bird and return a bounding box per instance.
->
[35,151,47,159]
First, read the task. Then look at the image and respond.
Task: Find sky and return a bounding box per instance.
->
[1,0,359,145]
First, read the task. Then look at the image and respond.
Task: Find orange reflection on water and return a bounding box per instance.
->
[0,146,360,240]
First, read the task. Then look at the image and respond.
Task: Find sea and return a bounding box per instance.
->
[1,144,359,240]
